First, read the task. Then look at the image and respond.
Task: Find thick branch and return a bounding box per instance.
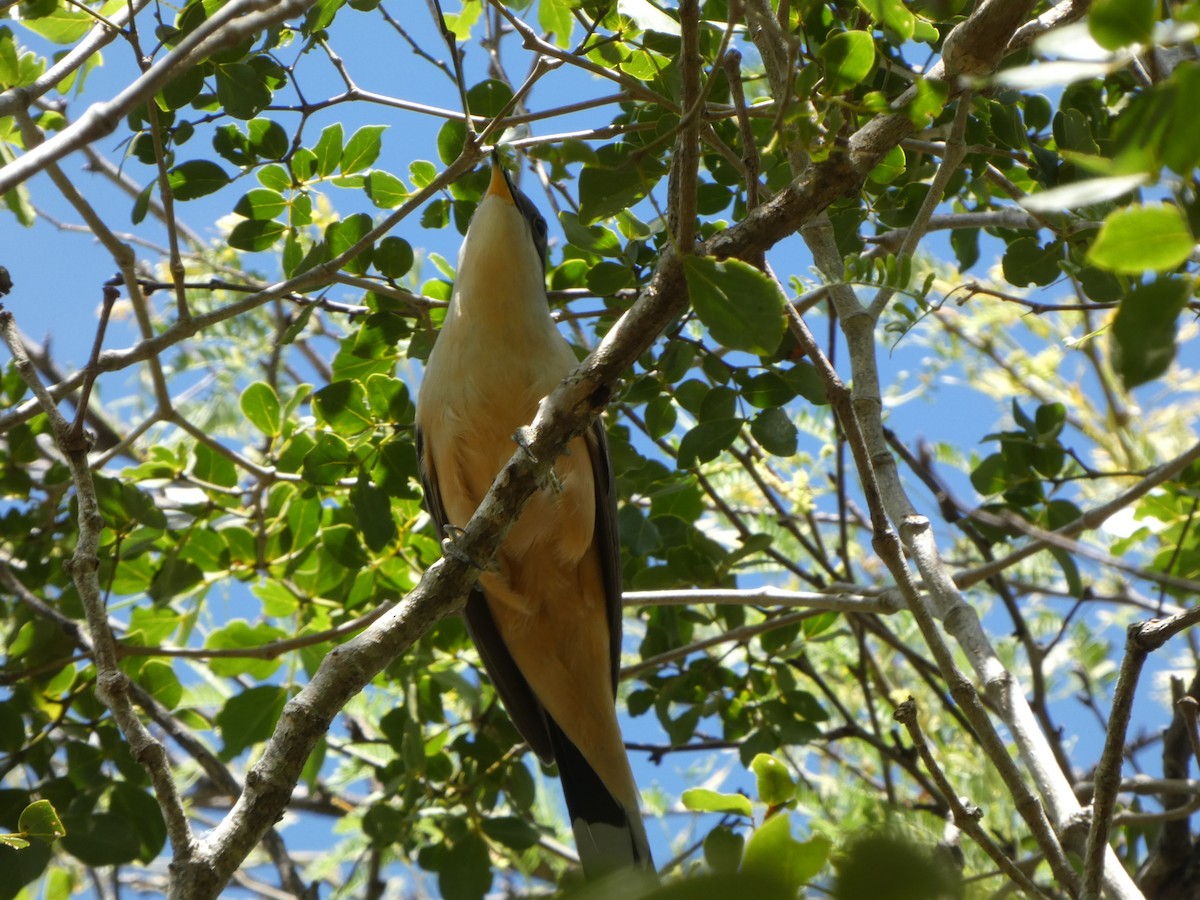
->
[0,0,321,195]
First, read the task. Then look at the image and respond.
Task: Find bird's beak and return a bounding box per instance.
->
[487,156,516,205]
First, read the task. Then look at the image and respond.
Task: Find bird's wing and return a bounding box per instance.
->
[414,423,555,763]
[586,418,624,695]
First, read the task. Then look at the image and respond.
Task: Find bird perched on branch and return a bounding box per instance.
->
[414,153,653,878]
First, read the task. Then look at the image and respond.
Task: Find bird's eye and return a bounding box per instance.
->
[533,217,547,238]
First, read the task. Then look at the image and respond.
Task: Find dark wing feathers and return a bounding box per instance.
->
[585,419,624,696]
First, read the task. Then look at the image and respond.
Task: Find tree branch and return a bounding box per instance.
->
[0,308,197,871]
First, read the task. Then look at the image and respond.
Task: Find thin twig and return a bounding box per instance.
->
[119,603,393,660]
[868,93,972,319]
[894,698,1054,900]
[1081,629,1152,899]
[784,300,1081,892]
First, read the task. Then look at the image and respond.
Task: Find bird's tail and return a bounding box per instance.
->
[547,717,655,880]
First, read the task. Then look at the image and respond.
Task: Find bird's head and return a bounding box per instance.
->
[458,155,549,281]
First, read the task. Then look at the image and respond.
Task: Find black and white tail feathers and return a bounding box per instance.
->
[547,716,654,880]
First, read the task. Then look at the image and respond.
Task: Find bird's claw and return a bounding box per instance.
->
[539,468,563,494]
[441,529,498,572]
[513,427,564,493]
[513,426,537,460]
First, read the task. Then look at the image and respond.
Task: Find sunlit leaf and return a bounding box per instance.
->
[818,30,875,92]
[1087,204,1195,274]
[684,256,786,356]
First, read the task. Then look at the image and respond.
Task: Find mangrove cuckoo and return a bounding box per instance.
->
[414,155,653,877]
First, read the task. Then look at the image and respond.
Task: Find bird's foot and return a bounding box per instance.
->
[513,426,563,493]
[441,528,498,572]
[513,426,538,460]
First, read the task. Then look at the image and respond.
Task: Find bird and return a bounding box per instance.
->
[414,153,654,879]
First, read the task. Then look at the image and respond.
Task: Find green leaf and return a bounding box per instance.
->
[17,8,91,43]
[466,79,514,117]
[138,660,182,709]
[258,163,292,192]
[215,62,271,120]
[439,832,493,900]
[193,442,238,488]
[409,159,438,188]
[312,380,372,435]
[586,260,634,295]
[0,30,16,86]
[341,125,387,174]
[678,418,743,468]
[326,212,374,275]
[363,803,404,845]
[437,119,467,166]
[442,0,482,41]
[287,491,323,548]
[167,160,230,201]
[372,438,420,498]
[216,685,287,760]
[304,0,345,33]
[131,183,153,225]
[578,142,667,224]
[684,256,786,356]
[233,189,287,221]
[109,783,166,863]
[1002,237,1061,287]
[351,475,396,552]
[1034,402,1066,439]
[253,580,299,617]
[18,800,65,842]
[248,117,288,159]
[322,522,370,568]
[561,211,623,257]
[228,219,287,252]
[61,811,141,866]
[906,77,948,126]
[704,825,745,873]
[539,0,574,47]
[681,787,753,817]
[0,703,23,754]
[751,408,798,457]
[783,362,828,406]
[159,67,205,111]
[868,144,906,184]
[741,372,794,409]
[481,816,540,850]
[365,170,408,209]
[818,30,874,92]
[240,381,282,437]
[374,236,415,279]
[365,373,412,422]
[1051,546,1085,598]
[751,754,795,807]
[836,833,956,899]
[1087,204,1195,274]
[1089,0,1155,50]
[288,193,313,227]
[1110,277,1190,389]
[313,123,344,177]
[857,0,915,40]
[645,395,677,439]
[743,814,830,891]
[206,620,286,679]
